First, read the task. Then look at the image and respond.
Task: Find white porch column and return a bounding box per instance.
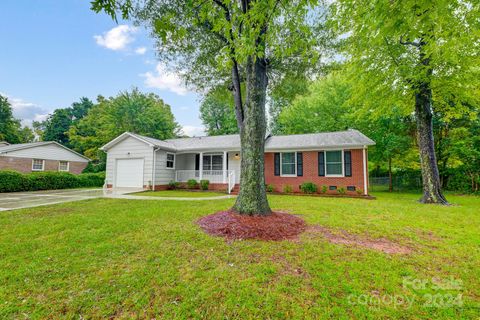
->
[199,152,203,181]
[363,147,368,195]
[222,151,227,183]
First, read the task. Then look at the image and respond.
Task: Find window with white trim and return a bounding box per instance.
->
[325,150,343,176]
[281,152,296,176]
[32,159,44,171]
[166,153,175,169]
[202,154,223,171]
[59,161,69,172]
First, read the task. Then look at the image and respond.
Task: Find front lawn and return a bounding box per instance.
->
[0,192,478,319]
[133,190,228,198]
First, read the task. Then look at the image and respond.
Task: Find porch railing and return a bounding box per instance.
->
[175,170,233,184]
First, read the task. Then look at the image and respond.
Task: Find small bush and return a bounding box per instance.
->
[200,179,210,190]
[187,179,198,189]
[356,188,363,195]
[283,184,293,193]
[320,185,328,194]
[0,170,105,193]
[300,182,317,194]
[168,180,180,190]
[338,187,346,195]
[266,184,275,193]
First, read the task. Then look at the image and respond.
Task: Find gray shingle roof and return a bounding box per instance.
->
[265,129,375,150]
[108,129,374,152]
[165,135,241,152]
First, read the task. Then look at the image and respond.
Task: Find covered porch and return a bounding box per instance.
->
[174,151,239,193]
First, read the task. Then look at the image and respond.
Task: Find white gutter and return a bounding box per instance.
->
[363,146,368,195]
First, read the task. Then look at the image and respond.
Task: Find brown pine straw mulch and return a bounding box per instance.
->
[197,211,413,254]
[197,210,307,241]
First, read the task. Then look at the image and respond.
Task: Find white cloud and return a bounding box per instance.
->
[179,106,189,111]
[0,93,50,127]
[181,125,205,137]
[94,25,137,51]
[135,47,147,55]
[141,63,189,95]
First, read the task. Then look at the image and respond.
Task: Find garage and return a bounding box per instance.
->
[115,158,144,188]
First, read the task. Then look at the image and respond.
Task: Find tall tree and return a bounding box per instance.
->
[43,108,74,146]
[362,113,413,192]
[92,0,321,215]
[200,87,239,136]
[331,0,480,204]
[40,97,94,146]
[278,72,352,134]
[0,95,34,143]
[69,89,180,160]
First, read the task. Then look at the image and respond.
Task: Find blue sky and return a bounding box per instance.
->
[0,0,205,136]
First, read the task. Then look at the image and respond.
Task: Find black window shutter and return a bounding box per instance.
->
[195,154,200,170]
[344,150,352,177]
[297,152,303,176]
[274,153,280,176]
[318,152,325,176]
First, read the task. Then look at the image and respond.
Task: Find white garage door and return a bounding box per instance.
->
[115,158,144,188]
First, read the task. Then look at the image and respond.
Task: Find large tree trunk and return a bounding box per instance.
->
[414,82,448,204]
[232,56,272,215]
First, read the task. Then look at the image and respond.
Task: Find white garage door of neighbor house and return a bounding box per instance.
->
[115,158,144,188]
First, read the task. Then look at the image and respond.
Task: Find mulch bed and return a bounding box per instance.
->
[197,210,307,241]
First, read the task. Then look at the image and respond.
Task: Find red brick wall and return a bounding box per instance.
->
[264,149,368,195]
[0,156,87,174]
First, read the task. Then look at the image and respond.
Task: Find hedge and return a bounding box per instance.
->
[0,170,105,193]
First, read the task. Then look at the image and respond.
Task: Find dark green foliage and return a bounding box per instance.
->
[200,180,210,190]
[0,95,34,143]
[82,161,106,173]
[265,184,275,193]
[200,88,238,136]
[41,97,94,147]
[69,89,180,161]
[300,182,318,194]
[187,179,198,189]
[321,185,328,194]
[337,187,346,195]
[168,180,180,190]
[0,171,105,193]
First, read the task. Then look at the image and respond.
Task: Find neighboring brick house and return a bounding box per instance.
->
[101,130,375,195]
[0,141,89,174]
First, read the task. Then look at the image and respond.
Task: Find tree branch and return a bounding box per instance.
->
[399,35,422,47]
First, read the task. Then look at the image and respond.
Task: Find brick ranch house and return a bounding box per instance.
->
[0,141,89,174]
[101,130,375,195]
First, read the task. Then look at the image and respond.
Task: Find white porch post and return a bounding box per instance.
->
[363,147,368,195]
[199,152,203,181]
[222,151,227,183]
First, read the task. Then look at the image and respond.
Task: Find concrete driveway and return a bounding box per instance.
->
[0,189,107,211]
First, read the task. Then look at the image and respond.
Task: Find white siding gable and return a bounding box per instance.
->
[4,144,88,162]
[105,136,153,187]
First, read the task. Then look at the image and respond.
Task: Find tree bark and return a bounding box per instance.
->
[233,56,272,215]
[414,80,449,204]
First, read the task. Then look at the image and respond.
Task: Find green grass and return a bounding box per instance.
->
[0,192,478,319]
[133,190,228,197]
